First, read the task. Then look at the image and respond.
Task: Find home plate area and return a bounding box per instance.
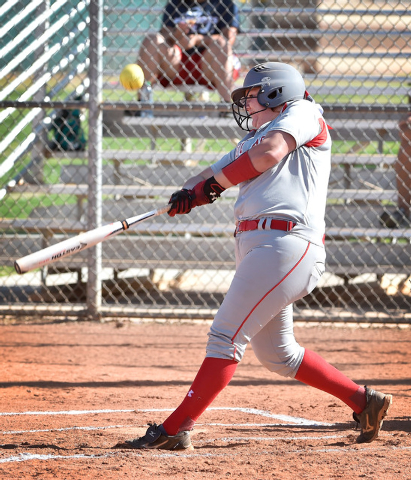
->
[0,406,399,462]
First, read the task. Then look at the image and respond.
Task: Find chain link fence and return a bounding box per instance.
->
[1,0,410,322]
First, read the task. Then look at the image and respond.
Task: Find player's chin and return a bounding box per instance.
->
[250,114,260,129]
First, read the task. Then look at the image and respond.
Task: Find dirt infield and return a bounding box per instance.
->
[0,319,410,479]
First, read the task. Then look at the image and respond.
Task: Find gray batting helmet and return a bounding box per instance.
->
[231,62,306,131]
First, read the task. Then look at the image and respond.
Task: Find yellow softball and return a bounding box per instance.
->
[119,64,145,91]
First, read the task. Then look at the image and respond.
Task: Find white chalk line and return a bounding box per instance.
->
[0,407,334,426]
[1,442,409,465]
[205,422,331,428]
[2,425,127,435]
[0,409,136,417]
[207,407,334,426]
[0,406,360,465]
[0,453,113,464]
[1,422,336,437]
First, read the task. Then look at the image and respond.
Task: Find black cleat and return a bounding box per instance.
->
[353,386,393,443]
[114,423,193,450]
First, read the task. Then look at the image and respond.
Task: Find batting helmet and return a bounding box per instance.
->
[231,62,306,131]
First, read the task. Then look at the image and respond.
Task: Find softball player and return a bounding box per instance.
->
[115,62,392,451]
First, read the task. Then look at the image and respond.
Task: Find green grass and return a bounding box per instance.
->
[0,266,16,277]
[331,140,400,156]
[102,136,236,153]
[0,194,77,219]
[306,78,408,105]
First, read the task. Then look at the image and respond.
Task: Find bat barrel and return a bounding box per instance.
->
[13,222,122,274]
[13,205,170,275]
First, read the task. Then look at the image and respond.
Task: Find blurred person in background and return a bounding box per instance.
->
[135,0,240,107]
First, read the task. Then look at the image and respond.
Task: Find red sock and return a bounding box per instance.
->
[162,357,238,435]
[295,349,366,413]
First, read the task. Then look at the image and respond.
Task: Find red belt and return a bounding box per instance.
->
[235,218,296,236]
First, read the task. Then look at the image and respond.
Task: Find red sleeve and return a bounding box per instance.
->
[221,151,260,185]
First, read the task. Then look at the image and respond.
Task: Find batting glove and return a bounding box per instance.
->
[168,188,193,217]
[168,176,225,217]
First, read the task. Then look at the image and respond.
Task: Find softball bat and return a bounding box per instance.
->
[14,204,171,274]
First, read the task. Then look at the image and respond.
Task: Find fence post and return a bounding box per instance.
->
[26,0,51,185]
[87,0,103,319]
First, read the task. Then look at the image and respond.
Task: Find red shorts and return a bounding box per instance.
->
[158,47,240,90]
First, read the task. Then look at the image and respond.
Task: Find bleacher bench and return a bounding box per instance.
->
[2,154,411,282]
[103,109,403,152]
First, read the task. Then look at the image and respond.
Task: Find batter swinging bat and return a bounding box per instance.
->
[14,204,171,274]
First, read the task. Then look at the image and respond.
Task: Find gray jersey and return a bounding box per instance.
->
[211,99,331,246]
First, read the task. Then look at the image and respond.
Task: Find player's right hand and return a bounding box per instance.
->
[168,177,225,217]
[168,189,193,217]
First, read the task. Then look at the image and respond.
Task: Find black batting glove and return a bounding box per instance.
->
[168,189,193,217]
[168,177,225,217]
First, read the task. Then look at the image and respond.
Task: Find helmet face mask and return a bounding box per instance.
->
[231,62,306,131]
[231,90,269,131]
